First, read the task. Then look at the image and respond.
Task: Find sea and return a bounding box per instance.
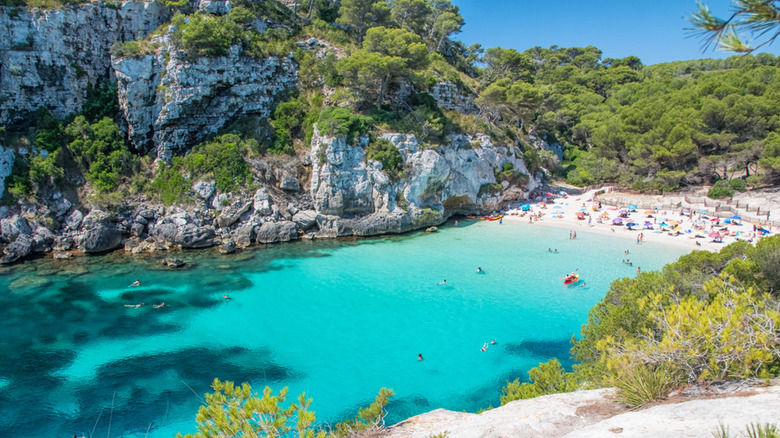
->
[0,219,689,437]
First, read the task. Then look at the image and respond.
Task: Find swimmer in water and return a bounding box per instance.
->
[153,302,165,309]
[130,278,141,287]
[438,279,447,285]
[480,343,488,352]
[477,267,483,273]
[490,339,497,345]
[223,294,231,300]
[418,353,424,361]
[124,303,144,308]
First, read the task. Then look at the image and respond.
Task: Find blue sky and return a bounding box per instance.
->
[451,0,780,65]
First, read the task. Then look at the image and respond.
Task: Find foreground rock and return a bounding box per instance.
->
[386,381,780,438]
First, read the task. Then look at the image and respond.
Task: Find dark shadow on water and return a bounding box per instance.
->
[503,339,575,369]
[0,346,304,437]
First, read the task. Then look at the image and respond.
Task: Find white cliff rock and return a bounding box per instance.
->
[113,40,297,158]
[0,2,171,124]
[308,127,539,236]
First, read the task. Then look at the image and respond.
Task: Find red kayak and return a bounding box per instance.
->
[563,274,580,285]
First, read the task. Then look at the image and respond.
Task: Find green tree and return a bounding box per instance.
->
[500,359,580,405]
[689,0,780,53]
[337,26,428,106]
[390,0,429,35]
[336,0,390,44]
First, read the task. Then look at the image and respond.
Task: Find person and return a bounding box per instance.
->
[696,241,702,246]
[579,281,586,287]
[223,294,231,300]
[625,250,630,254]
[124,303,144,308]
[153,302,165,309]
[418,353,424,361]
[569,230,572,239]
[490,339,497,345]
[499,217,502,224]
[130,278,141,287]
[636,235,640,243]
[573,231,577,239]
[455,220,459,227]
[480,343,488,352]
[477,267,483,273]
[637,267,641,274]
[554,249,558,253]
[548,248,552,252]
[438,279,446,285]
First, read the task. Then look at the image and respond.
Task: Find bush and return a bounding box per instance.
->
[500,359,579,405]
[151,160,190,205]
[614,363,678,407]
[268,98,305,155]
[365,138,402,177]
[708,179,735,199]
[183,134,251,192]
[317,106,373,145]
[67,116,137,192]
[729,177,747,192]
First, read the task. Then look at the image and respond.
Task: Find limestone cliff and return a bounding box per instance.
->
[0,1,171,124]
[309,128,539,237]
[112,31,297,159]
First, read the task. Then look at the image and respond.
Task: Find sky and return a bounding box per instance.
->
[451,0,780,65]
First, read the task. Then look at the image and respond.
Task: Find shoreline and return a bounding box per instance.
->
[500,189,766,254]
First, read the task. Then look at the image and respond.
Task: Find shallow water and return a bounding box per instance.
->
[0,220,687,437]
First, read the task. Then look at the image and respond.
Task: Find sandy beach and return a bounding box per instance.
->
[502,189,774,253]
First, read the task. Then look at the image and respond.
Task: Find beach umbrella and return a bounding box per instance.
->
[669,221,679,226]
[612,218,623,224]
[730,215,742,220]
[520,204,530,211]
[626,222,637,228]
[644,221,653,226]
[709,232,720,238]
[682,208,690,213]
[644,210,654,215]
[710,218,719,222]
[578,208,587,212]
[619,209,628,214]
[699,210,708,214]
[601,212,610,218]
[538,202,546,207]
[724,218,732,224]
[559,191,568,196]
[545,192,553,197]
[628,204,638,210]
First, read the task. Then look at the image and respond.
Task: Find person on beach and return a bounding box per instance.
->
[636,235,640,243]
[438,279,446,285]
[569,230,572,239]
[130,278,141,287]
[418,353,424,361]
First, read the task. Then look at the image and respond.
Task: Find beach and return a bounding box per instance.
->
[502,189,774,253]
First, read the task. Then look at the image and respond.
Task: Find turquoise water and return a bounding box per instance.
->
[0,220,688,437]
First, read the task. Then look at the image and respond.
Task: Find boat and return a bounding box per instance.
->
[563,274,580,285]
[485,214,504,221]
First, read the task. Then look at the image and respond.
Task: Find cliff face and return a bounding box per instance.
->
[113,34,297,159]
[0,2,171,124]
[309,129,538,237]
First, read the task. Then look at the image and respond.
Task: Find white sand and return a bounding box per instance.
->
[502,189,772,253]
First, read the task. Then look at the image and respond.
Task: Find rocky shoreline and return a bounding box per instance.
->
[0,130,540,264]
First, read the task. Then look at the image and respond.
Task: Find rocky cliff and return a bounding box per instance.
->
[387,380,780,438]
[0,127,540,263]
[0,1,171,124]
[112,28,297,159]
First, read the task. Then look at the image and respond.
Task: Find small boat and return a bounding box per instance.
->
[563,274,580,285]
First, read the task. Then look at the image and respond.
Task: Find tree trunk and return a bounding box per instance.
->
[377,74,390,107]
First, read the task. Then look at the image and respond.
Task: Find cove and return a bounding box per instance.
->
[0,220,688,437]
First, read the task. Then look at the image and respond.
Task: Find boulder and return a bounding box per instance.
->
[217,200,252,228]
[293,210,318,230]
[219,239,236,254]
[81,223,123,253]
[253,188,273,216]
[1,214,31,242]
[160,257,186,268]
[53,236,74,251]
[53,252,73,260]
[193,180,216,201]
[426,226,438,232]
[1,234,33,264]
[234,224,255,249]
[149,223,179,244]
[32,227,56,252]
[255,221,298,244]
[280,176,300,191]
[131,222,146,237]
[177,224,215,248]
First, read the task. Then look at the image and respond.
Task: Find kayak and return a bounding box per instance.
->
[484,214,504,221]
[563,274,580,285]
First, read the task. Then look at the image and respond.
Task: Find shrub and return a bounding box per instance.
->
[183,134,251,192]
[614,363,678,407]
[729,177,747,192]
[268,98,305,155]
[365,138,402,177]
[67,116,137,192]
[151,160,190,205]
[500,359,579,405]
[708,179,735,199]
[317,106,373,145]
